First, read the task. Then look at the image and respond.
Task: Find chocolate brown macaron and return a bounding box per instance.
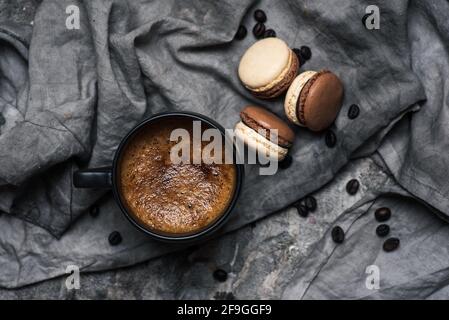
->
[284,70,344,132]
[234,106,295,161]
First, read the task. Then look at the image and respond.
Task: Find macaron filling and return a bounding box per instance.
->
[284,70,317,126]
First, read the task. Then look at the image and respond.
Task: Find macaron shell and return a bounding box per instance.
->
[284,71,317,125]
[240,105,295,146]
[238,38,290,89]
[235,121,288,161]
[302,72,344,132]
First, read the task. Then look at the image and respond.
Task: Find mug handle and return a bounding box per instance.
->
[73,167,112,188]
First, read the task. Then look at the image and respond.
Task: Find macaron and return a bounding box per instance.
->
[234,105,295,161]
[238,38,299,99]
[284,70,344,132]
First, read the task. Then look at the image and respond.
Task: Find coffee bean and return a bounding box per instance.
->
[348,104,360,119]
[254,9,267,23]
[89,205,100,218]
[325,130,337,148]
[264,29,276,38]
[331,226,345,244]
[376,224,390,237]
[300,46,312,60]
[279,154,292,169]
[234,25,247,40]
[253,22,266,38]
[294,202,308,217]
[383,237,400,252]
[292,48,303,66]
[213,269,228,282]
[108,231,122,246]
[346,179,360,195]
[375,207,391,222]
[292,47,300,57]
[0,112,5,125]
[304,196,317,212]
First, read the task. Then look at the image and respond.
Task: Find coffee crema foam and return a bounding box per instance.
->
[118,117,237,235]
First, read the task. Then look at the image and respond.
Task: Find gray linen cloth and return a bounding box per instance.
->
[0,0,447,295]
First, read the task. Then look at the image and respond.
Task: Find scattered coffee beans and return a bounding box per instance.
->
[0,112,5,125]
[234,25,247,40]
[325,130,337,148]
[253,22,266,38]
[383,237,400,252]
[279,154,292,169]
[213,269,228,282]
[304,196,317,212]
[89,205,100,218]
[375,207,391,222]
[264,29,276,38]
[295,202,309,217]
[300,46,312,60]
[254,9,267,23]
[331,226,345,244]
[376,224,390,237]
[348,104,360,119]
[346,179,360,195]
[108,231,122,246]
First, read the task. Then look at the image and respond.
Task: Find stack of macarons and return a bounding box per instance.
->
[236,37,345,160]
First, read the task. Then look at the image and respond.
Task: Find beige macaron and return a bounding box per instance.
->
[238,38,299,99]
[284,70,344,131]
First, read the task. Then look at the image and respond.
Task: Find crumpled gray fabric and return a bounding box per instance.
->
[0,0,447,295]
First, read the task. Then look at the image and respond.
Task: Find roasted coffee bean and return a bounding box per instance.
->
[0,112,5,125]
[295,202,309,217]
[375,207,391,222]
[89,205,100,218]
[331,226,345,244]
[383,237,400,252]
[346,179,360,195]
[253,22,266,38]
[292,47,300,57]
[304,196,317,212]
[279,154,292,169]
[108,231,122,246]
[254,9,267,23]
[234,25,247,40]
[292,48,303,66]
[376,224,390,237]
[300,46,312,60]
[264,29,276,38]
[348,104,360,119]
[213,269,228,282]
[325,130,337,148]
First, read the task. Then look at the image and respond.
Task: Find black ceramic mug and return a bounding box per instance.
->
[73,112,244,242]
